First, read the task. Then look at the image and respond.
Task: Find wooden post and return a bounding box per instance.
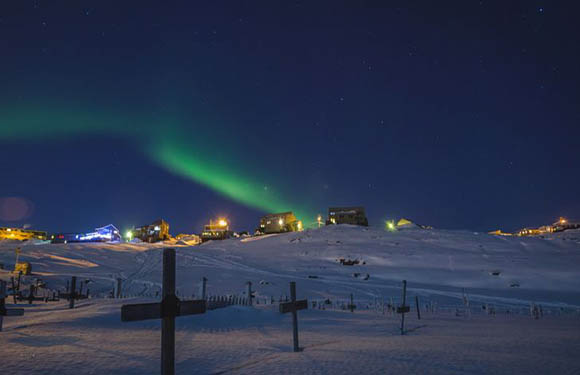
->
[0,281,5,331]
[200,277,207,300]
[116,278,122,298]
[28,285,35,305]
[0,280,24,332]
[10,277,17,304]
[246,281,253,306]
[17,271,22,292]
[415,295,421,320]
[290,282,299,352]
[69,276,77,309]
[279,282,307,353]
[348,293,355,313]
[161,249,176,375]
[399,280,407,335]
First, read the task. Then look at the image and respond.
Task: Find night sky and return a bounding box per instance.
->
[1,1,578,234]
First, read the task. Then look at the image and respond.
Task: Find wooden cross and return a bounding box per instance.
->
[396,280,410,335]
[0,280,24,332]
[279,281,307,352]
[121,248,206,375]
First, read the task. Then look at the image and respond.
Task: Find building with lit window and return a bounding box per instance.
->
[201,218,232,242]
[131,219,170,243]
[0,227,47,241]
[50,224,121,243]
[258,212,302,234]
[326,206,368,226]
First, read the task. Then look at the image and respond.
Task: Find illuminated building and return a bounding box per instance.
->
[0,227,47,241]
[50,224,121,243]
[258,212,302,234]
[131,219,170,243]
[201,218,232,242]
[488,229,512,236]
[326,206,368,226]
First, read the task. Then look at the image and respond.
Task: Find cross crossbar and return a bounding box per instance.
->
[280,299,307,314]
[122,299,205,322]
[396,306,410,314]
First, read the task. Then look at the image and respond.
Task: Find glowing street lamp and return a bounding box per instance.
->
[218,219,228,227]
[386,220,396,232]
[317,215,322,228]
[125,230,133,241]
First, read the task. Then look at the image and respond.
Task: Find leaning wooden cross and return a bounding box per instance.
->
[121,248,206,375]
[0,280,25,332]
[279,281,307,352]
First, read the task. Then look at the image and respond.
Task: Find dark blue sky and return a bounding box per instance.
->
[0,1,578,234]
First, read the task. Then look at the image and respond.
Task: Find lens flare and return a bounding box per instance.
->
[0,197,34,221]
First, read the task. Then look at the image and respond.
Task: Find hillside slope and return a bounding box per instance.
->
[1,225,579,307]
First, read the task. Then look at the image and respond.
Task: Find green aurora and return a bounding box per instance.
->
[0,105,315,223]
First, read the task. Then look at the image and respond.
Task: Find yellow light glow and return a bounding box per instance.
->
[218,219,228,227]
[297,221,302,230]
[317,215,322,223]
[125,231,133,240]
[7,228,11,232]
[278,218,284,226]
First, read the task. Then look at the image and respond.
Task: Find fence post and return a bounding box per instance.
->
[28,285,35,304]
[246,281,253,306]
[116,278,122,298]
[69,276,77,309]
[415,295,421,320]
[11,277,17,304]
[17,271,22,292]
[201,277,207,300]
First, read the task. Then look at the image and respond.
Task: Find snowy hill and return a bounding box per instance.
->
[1,225,580,374]
[2,225,579,307]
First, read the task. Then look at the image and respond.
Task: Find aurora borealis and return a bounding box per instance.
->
[0,104,312,222]
[1,1,579,233]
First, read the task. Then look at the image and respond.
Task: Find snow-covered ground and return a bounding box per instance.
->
[1,225,579,374]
